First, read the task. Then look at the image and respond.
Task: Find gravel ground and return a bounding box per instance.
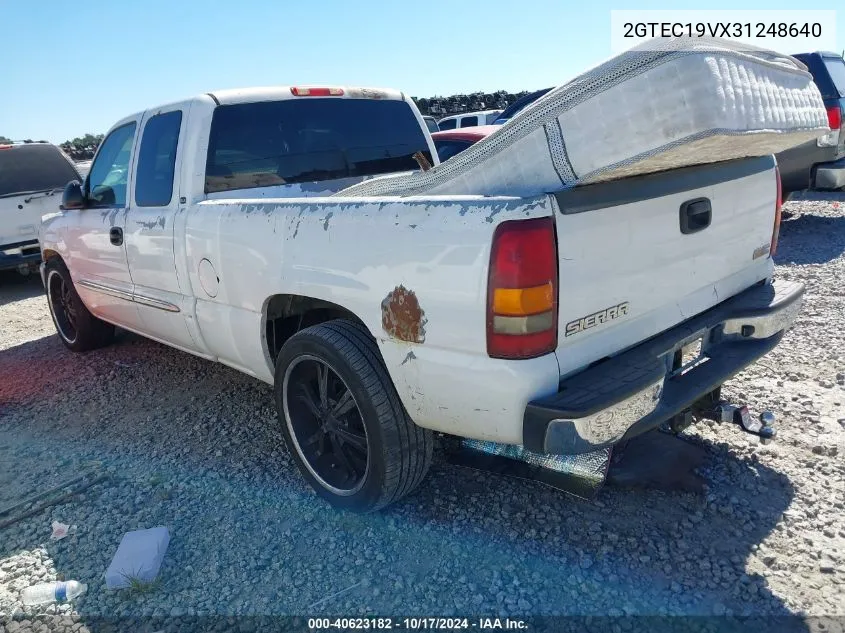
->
[0,194,843,632]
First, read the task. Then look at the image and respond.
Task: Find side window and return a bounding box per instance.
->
[438,118,457,130]
[460,116,479,128]
[135,111,182,207]
[87,123,136,207]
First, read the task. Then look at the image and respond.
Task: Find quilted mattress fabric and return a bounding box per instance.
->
[337,37,829,199]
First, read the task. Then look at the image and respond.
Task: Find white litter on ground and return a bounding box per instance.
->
[49,521,70,541]
[104,527,170,590]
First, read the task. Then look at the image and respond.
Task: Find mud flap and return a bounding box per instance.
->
[448,439,612,500]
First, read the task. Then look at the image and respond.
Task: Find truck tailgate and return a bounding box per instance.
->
[0,194,41,246]
[552,156,778,377]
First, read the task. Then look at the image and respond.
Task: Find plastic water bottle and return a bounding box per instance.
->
[20,580,87,606]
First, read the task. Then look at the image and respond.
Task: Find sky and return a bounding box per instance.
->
[1,0,843,143]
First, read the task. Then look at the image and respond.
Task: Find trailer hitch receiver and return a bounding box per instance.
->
[711,402,777,444]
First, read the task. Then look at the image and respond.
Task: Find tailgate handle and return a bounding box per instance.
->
[679,198,712,235]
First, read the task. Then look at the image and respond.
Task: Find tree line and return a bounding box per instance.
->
[412,90,535,117]
[0,133,103,160]
[60,133,104,160]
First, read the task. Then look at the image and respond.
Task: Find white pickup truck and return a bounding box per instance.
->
[40,84,804,511]
[1,142,81,274]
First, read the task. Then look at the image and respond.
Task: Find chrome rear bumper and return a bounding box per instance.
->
[523,279,804,455]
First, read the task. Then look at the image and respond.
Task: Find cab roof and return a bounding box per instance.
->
[209,85,405,106]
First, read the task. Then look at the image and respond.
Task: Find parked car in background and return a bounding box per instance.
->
[1,142,80,275]
[431,125,496,162]
[492,87,553,125]
[431,90,556,161]
[75,160,93,180]
[437,109,502,130]
[422,116,439,134]
[776,52,845,196]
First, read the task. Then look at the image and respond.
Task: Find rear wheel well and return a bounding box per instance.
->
[42,248,61,264]
[264,294,368,363]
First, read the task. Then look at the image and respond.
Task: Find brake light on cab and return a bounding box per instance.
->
[487,217,558,359]
[290,87,344,97]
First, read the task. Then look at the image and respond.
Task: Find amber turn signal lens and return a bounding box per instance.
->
[492,283,554,316]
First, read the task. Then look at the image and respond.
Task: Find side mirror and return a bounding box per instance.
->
[61,180,86,210]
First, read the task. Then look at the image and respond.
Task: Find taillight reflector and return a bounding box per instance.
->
[771,165,782,257]
[290,87,344,97]
[487,218,558,359]
[827,105,842,130]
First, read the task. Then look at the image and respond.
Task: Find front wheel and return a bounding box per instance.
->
[45,259,115,352]
[274,319,432,512]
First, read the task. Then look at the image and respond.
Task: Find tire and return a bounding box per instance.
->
[274,319,433,512]
[44,259,115,352]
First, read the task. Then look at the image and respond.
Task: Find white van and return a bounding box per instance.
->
[436,109,502,130]
[0,142,80,274]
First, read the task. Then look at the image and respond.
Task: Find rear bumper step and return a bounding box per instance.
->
[524,279,804,455]
[0,239,41,272]
[813,157,845,190]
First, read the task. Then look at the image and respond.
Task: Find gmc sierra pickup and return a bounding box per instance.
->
[40,85,804,512]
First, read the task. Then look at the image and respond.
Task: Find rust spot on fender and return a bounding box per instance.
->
[381,285,426,343]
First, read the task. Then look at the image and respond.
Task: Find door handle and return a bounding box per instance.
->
[109,227,124,246]
[679,198,712,235]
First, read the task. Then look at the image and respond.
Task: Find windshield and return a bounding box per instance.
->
[494,88,553,123]
[0,144,80,198]
[205,98,433,193]
[434,139,473,162]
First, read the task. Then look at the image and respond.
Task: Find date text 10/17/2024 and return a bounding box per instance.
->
[308,617,529,630]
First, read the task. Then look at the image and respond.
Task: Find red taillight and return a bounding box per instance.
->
[827,105,842,130]
[290,87,344,97]
[487,217,558,359]
[771,165,782,257]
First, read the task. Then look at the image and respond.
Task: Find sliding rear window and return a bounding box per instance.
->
[205,98,432,193]
[0,144,80,198]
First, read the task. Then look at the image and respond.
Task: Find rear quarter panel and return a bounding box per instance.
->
[185,195,561,442]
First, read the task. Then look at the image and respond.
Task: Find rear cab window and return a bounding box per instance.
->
[438,118,457,130]
[0,144,80,198]
[460,116,479,128]
[205,98,433,194]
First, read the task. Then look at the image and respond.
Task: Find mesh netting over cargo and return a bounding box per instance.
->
[336,37,829,199]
